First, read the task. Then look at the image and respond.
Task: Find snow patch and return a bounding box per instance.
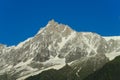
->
[16,64,65,80]
[48,45,52,51]
[62,26,67,33]
[44,57,65,66]
[106,52,120,60]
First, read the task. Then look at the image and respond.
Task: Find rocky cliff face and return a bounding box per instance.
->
[0,20,120,80]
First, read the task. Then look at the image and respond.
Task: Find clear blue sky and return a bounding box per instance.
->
[0,0,120,46]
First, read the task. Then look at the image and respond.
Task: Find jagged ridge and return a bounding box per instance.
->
[0,20,120,80]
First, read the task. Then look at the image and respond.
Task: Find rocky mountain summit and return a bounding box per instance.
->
[0,20,120,80]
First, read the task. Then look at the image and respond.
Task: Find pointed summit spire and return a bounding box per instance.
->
[36,19,74,36]
[48,19,58,24]
[36,19,58,35]
[45,19,58,28]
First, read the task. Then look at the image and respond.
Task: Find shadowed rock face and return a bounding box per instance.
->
[83,56,120,80]
[0,20,120,80]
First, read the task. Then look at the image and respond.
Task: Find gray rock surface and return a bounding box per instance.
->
[0,20,120,80]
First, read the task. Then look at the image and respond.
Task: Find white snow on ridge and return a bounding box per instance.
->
[15,37,32,49]
[103,36,120,41]
[37,27,46,35]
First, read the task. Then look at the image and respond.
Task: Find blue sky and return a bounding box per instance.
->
[0,0,120,46]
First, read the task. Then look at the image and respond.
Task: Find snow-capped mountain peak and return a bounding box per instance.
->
[0,20,120,80]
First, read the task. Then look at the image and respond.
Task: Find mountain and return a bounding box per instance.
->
[25,54,108,80]
[0,20,120,80]
[83,55,120,80]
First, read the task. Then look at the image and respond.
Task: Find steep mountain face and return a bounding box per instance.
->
[0,20,120,80]
[25,54,108,80]
[83,55,120,80]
